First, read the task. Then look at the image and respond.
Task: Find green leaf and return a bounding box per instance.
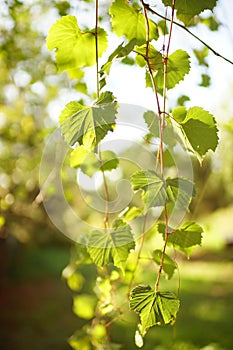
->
[70,149,118,176]
[172,106,187,123]
[101,150,119,172]
[135,44,163,69]
[121,206,144,222]
[162,0,218,25]
[59,91,118,150]
[131,170,167,210]
[70,145,89,168]
[110,0,158,45]
[175,106,219,159]
[80,152,100,177]
[47,15,108,71]
[153,250,177,279]
[157,222,203,256]
[143,110,178,147]
[168,222,203,248]
[154,50,190,91]
[166,177,194,210]
[130,285,180,335]
[87,220,135,273]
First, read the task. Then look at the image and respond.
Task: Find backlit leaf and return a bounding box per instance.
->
[154,50,190,91]
[153,250,177,279]
[47,15,108,71]
[130,285,180,335]
[131,170,167,210]
[166,177,194,210]
[168,222,203,248]
[110,0,158,45]
[101,150,119,172]
[162,0,218,25]
[157,222,203,256]
[59,91,118,150]
[70,145,89,168]
[87,220,135,273]
[174,106,219,159]
[143,110,178,147]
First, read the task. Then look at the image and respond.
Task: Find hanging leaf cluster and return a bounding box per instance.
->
[45,0,222,348]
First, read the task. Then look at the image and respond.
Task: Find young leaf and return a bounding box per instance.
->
[131,170,167,210]
[110,0,158,45]
[154,50,190,91]
[153,250,177,279]
[59,92,118,150]
[166,177,194,210]
[130,285,180,335]
[46,15,108,71]
[87,220,135,273]
[174,106,219,159]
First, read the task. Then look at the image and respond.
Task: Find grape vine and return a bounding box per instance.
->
[45,0,226,348]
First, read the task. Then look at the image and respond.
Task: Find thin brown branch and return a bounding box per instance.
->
[95,0,100,98]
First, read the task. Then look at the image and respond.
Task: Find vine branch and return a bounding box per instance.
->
[95,0,110,229]
[143,2,233,66]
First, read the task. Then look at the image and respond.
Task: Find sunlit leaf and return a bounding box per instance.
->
[130,285,180,335]
[59,91,118,150]
[121,206,144,222]
[47,15,108,70]
[143,110,178,147]
[174,106,219,159]
[110,0,158,45]
[131,170,167,210]
[153,249,177,279]
[157,221,203,256]
[162,0,218,25]
[80,152,100,177]
[168,222,203,248]
[101,150,119,171]
[135,44,163,69]
[166,177,194,210]
[87,220,135,273]
[154,50,190,91]
[70,145,89,168]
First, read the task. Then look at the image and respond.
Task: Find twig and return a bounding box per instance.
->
[143,2,233,66]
